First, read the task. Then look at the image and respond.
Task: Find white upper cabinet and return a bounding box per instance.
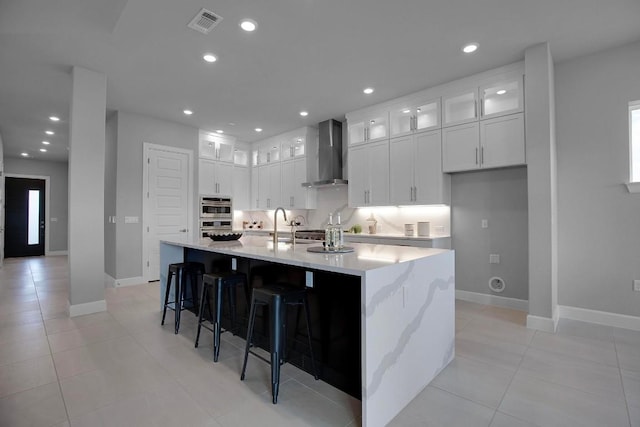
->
[281,158,315,209]
[348,140,390,207]
[442,113,525,172]
[199,131,236,162]
[390,130,450,205]
[480,77,523,119]
[233,141,250,167]
[199,159,234,196]
[233,166,250,210]
[281,135,306,161]
[348,111,389,145]
[442,89,479,127]
[390,99,440,138]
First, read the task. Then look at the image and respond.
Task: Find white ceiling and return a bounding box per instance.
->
[1,0,640,162]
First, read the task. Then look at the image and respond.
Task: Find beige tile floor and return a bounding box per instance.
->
[1,256,639,427]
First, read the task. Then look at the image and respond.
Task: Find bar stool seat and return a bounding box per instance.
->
[195,271,249,362]
[241,283,318,404]
[161,262,205,334]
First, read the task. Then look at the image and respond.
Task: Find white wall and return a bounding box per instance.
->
[4,157,69,252]
[114,111,198,280]
[451,167,529,301]
[556,39,640,317]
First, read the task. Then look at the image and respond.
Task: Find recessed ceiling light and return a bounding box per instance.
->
[45,130,54,135]
[203,54,217,63]
[40,148,47,152]
[402,109,411,114]
[462,43,479,53]
[240,19,257,32]
[49,116,60,122]
[216,129,224,134]
[255,128,263,132]
[496,89,506,95]
[299,111,309,117]
[363,87,374,95]
[21,152,29,157]
[183,109,193,115]
[42,141,50,145]
[228,122,236,126]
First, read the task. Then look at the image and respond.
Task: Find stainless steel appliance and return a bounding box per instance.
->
[200,196,232,238]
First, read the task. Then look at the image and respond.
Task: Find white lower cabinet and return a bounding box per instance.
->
[348,140,389,207]
[199,159,234,196]
[281,158,316,209]
[390,130,450,205]
[442,112,525,173]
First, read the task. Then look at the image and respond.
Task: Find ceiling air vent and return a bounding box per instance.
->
[188,8,223,34]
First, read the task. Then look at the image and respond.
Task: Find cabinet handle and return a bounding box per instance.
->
[414,186,417,201]
[481,146,484,165]
[474,99,478,118]
[480,98,484,117]
[475,148,479,165]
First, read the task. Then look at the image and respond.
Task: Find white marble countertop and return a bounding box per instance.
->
[162,235,450,276]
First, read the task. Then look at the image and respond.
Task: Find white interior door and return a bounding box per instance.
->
[145,146,191,281]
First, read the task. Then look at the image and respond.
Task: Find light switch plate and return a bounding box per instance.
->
[124,216,139,224]
[489,254,500,264]
[634,280,640,292]
[481,219,488,229]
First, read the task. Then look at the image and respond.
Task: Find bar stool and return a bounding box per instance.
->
[195,271,249,362]
[240,283,319,404]
[161,262,205,334]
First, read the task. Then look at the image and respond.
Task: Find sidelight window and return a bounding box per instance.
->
[28,190,40,245]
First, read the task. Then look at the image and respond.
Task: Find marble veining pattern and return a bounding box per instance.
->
[366,272,455,397]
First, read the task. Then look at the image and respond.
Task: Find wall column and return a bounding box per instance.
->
[525,43,559,331]
[68,66,107,317]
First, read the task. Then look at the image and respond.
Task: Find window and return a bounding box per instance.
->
[628,101,640,193]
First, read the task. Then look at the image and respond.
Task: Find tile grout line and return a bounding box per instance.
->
[31,260,73,426]
[613,333,634,427]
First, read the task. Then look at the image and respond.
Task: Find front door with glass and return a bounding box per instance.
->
[4,177,45,257]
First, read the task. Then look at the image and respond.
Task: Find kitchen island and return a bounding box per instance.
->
[160,236,455,427]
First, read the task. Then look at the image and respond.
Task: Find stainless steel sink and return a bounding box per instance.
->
[276,237,317,245]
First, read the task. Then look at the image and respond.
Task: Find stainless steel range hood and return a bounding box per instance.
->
[302,119,348,188]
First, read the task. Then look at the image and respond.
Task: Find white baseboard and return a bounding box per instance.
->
[455,290,529,312]
[69,299,107,317]
[115,276,146,287]
[47,250,68,256]
[104,273,116,288]
[559,305,640,331]
[527,314,558,333]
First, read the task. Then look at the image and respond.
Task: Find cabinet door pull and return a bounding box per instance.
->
[481,146,484,165]
[475,148,479,165]
[474,99,478,118]
[480,98,484,117]
[414,186,417,201]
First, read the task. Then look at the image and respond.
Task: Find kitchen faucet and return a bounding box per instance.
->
[273,207,287,247]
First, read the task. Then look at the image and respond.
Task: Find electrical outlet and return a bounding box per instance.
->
[634,280,640,292]
[489,254,500,264]
[481,219,488,229]
[305,271,314,288]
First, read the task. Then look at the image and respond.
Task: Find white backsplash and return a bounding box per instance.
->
[234,185,450,237]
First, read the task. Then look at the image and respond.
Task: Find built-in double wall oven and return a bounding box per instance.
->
[200,196,232,238]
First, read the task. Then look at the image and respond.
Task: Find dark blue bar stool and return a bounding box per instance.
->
[240,283,318,404]
[195,271,249,362]
[161,262,205,334]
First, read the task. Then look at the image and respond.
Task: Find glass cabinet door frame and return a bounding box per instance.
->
[442,88,479,128]
[479,75,524,120]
